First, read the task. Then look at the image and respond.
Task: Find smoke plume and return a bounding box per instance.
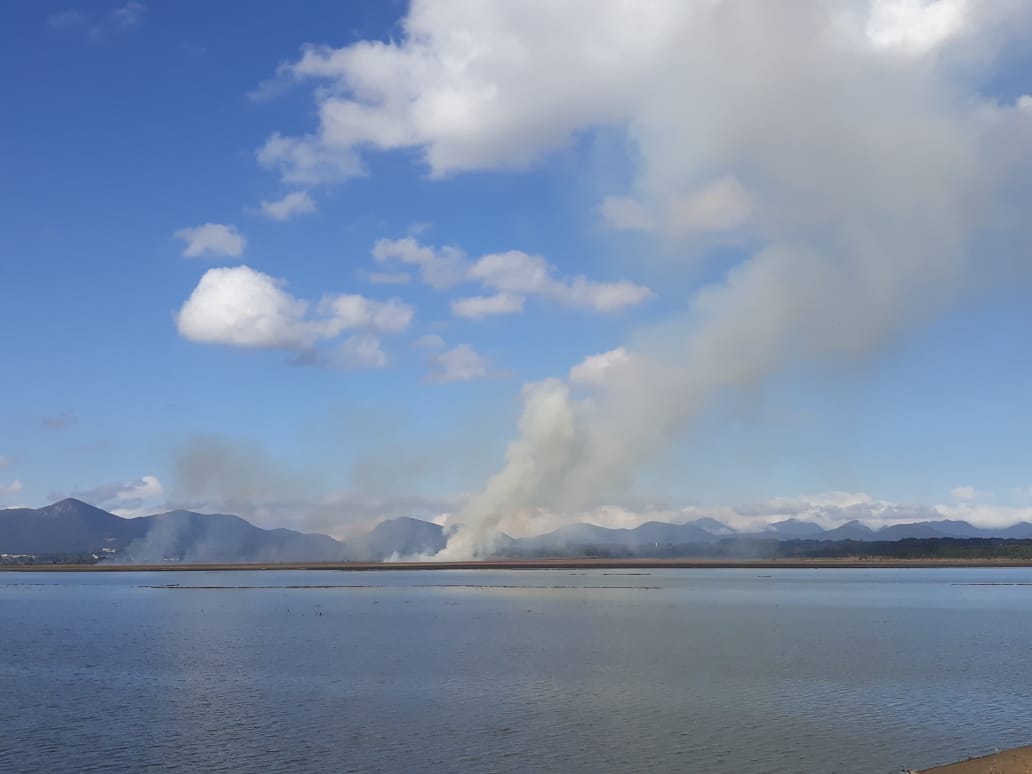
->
[431,1,1032,557]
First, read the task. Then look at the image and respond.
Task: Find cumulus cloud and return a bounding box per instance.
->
[372,236,652,315]
[317,293,413,333]
[176,265,412,357]
[258,133,364,184]
[469,250,653,312]
[48,3,144,39]
[71,475,164,516]
[482,489,1032,539]
[425,344,490,383]
[951,485,979,500]
[256,1,1030,184]
[258,191,316,221]
[111,1,145,27]
[0,480,23,496]
[175,223,246,258]
[334,333,389,369]
[254,3,675,179]
[451,293,524,319]
[372,237,468,289]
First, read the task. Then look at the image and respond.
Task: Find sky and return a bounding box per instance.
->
[2,0,1032,541]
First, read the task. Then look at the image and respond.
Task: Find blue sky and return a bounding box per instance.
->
[2,1,1031,536]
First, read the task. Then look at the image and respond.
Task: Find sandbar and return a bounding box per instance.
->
[917,745,1032,773]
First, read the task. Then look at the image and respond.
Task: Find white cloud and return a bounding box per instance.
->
[1018,95,1032,113]
[48,3,145,40]
[372,237,652,313]
[71,475,164,517]
[951,485,978,500]
[112,1,145,28]
[372,237,468,289]
[258,132,364,184]
[176,265,413,352]
[259,191,316,221]
[177,266,313,349]
[451,293,524,319]
[426,344,490,382]
[122,474,162,500]
[599,196,656,232]
[335,333,388,369]
[470,251,653,312]
[484,489,1032,538]
[934,502,1032,529]
[175,223,246,258]
[569,347,632,386]
[254,4,679,180]
[0,480,23,496]
[0,456,12,470]
[317,294,413,334]
[255,2,1026,184]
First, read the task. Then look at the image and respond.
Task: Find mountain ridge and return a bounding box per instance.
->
[3,499,1032,562]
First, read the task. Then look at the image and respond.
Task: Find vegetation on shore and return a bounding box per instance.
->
[5,537,1032,566]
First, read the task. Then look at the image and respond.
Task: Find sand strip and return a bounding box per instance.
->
[917,745,1032,773]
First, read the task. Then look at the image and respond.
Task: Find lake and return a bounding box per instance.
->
[2,568,1030,773]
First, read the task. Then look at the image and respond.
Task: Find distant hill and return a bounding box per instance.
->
[762,518,826,539]
[348,516,447,560]
[0,499,344,563]
[4,498,1032,564]
[820,520,878,541]
[124,510,345,563]
[0,499,146,554]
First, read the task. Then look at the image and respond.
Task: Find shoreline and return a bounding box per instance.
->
[917,744,1032,773]
[5,557,1032,572]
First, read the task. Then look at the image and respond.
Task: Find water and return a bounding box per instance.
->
[2,568,1031,773]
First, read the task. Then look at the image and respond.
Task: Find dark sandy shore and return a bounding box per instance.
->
[917,745,1032,773]
[6,557,1032,571]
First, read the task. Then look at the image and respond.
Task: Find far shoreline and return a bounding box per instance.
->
[5,557,1032,572]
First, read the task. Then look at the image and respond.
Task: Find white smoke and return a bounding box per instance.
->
[426,2,1032,558]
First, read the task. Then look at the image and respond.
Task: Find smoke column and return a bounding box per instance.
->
[435,1,1032,558]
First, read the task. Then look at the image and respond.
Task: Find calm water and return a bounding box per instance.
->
[2,568,1031,773]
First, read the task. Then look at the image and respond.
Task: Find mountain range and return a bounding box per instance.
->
[3,498,1032,563]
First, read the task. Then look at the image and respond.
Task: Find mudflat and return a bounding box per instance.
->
[6,557,1032,571]
[918,745,1032,773]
